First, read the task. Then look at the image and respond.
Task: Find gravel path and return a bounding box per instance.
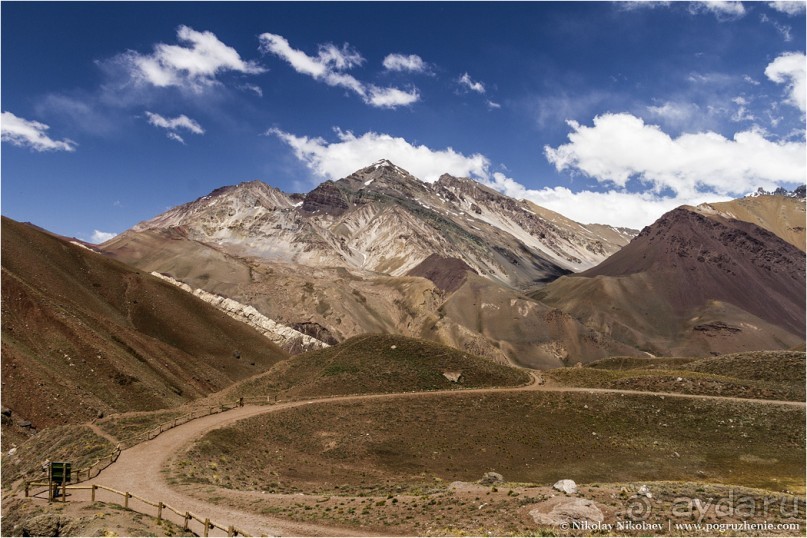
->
[77,376,803,536]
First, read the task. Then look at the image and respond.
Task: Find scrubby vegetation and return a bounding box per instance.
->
[97,409,188,447]
[217,334,530,402]
[2,426,115,488]
[172,391,805,496]
[548,351,805,401]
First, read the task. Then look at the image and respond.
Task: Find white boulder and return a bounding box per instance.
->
[553,479,577,494]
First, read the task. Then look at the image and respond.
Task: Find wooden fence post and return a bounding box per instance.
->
[183,512,190,531]
[124,492,129,509]
[228,525,235,536]
[204,518,210,537]
[91,485,96,502]
[61,480,67,503]
[24,482,29,498]
[157,501,163,522]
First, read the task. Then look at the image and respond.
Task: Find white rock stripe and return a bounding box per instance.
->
[151,272,329,353]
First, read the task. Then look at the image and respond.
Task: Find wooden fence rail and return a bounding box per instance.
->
[27,399,247,489]
[24,398,262,534]
[24,483,251,536]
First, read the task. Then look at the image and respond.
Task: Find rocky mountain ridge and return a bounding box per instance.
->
[536,205,806,356]
[101,160,804,365]
[125,160,635,290]
[692,191,806,251]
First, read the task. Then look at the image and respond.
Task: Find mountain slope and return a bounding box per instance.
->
[103,226,637,368]
[1,217,288,437]
[534,207,806,356]
[121,160,633,289]
[691,193,805,251]
[217,334,531,401]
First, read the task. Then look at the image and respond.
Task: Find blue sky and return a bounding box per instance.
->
[2,1,805,240]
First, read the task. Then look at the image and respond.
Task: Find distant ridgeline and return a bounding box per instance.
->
[748,185,806,198]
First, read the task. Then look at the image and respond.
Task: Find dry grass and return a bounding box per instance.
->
[1,497,192,537]
[684,351,805,382]
[183,480,805,537]
[585,356,698,370]
[96,409,189,447]
[1,426,115,488]
[216,334,530,403]
[547,351,805,401]
[172,391,805,497]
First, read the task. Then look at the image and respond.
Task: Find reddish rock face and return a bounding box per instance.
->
[301,181,350,216]
[582,207,806,337]
[407,254,477,293]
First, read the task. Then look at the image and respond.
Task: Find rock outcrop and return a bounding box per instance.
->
[530,498,604,526]
[553,479,578,494]
[152,273,329,354]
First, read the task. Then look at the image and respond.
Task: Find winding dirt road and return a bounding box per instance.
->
[84,377,803,536]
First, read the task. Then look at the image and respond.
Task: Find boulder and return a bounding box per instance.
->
[480,472,504,485]
[530,498,604,526]
[637,484,652,498]
[443,371,463,383]
[553,479,577,494]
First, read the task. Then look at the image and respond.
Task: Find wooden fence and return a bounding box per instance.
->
[27,399,255,488]
[23,397,282,535]
[25,482,251,537]
[114,399,249,448]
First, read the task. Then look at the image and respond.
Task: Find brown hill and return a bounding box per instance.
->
[1,217,287,441]
[103,228,639,368]
[535,207,805,356]
[406,254,476,293]
[218,334,530,401]
[691,194,805,251]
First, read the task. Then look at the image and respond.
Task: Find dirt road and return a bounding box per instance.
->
[81,375,804,536]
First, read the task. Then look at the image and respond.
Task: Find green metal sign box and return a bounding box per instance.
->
[49,462,71,483]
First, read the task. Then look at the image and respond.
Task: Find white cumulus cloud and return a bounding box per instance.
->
[268,127,490,182]
[259,33,418,109]
[122,25,264,92]
[458,72,486,94]
[383,53,428,73]
[269,116,805,230]
[1,111,77,152]
[166,132,186,144]
[689,1,746,19]
[241,83,263,97]
[765,52,806,113]
[145,111,204,143]
[145,111,204,134]
[544,113,805,198]
[484,174,731,229]
[91,230,117,244]
[367,86,420,108]
[768,1,807,15]
[645,101,702,130]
